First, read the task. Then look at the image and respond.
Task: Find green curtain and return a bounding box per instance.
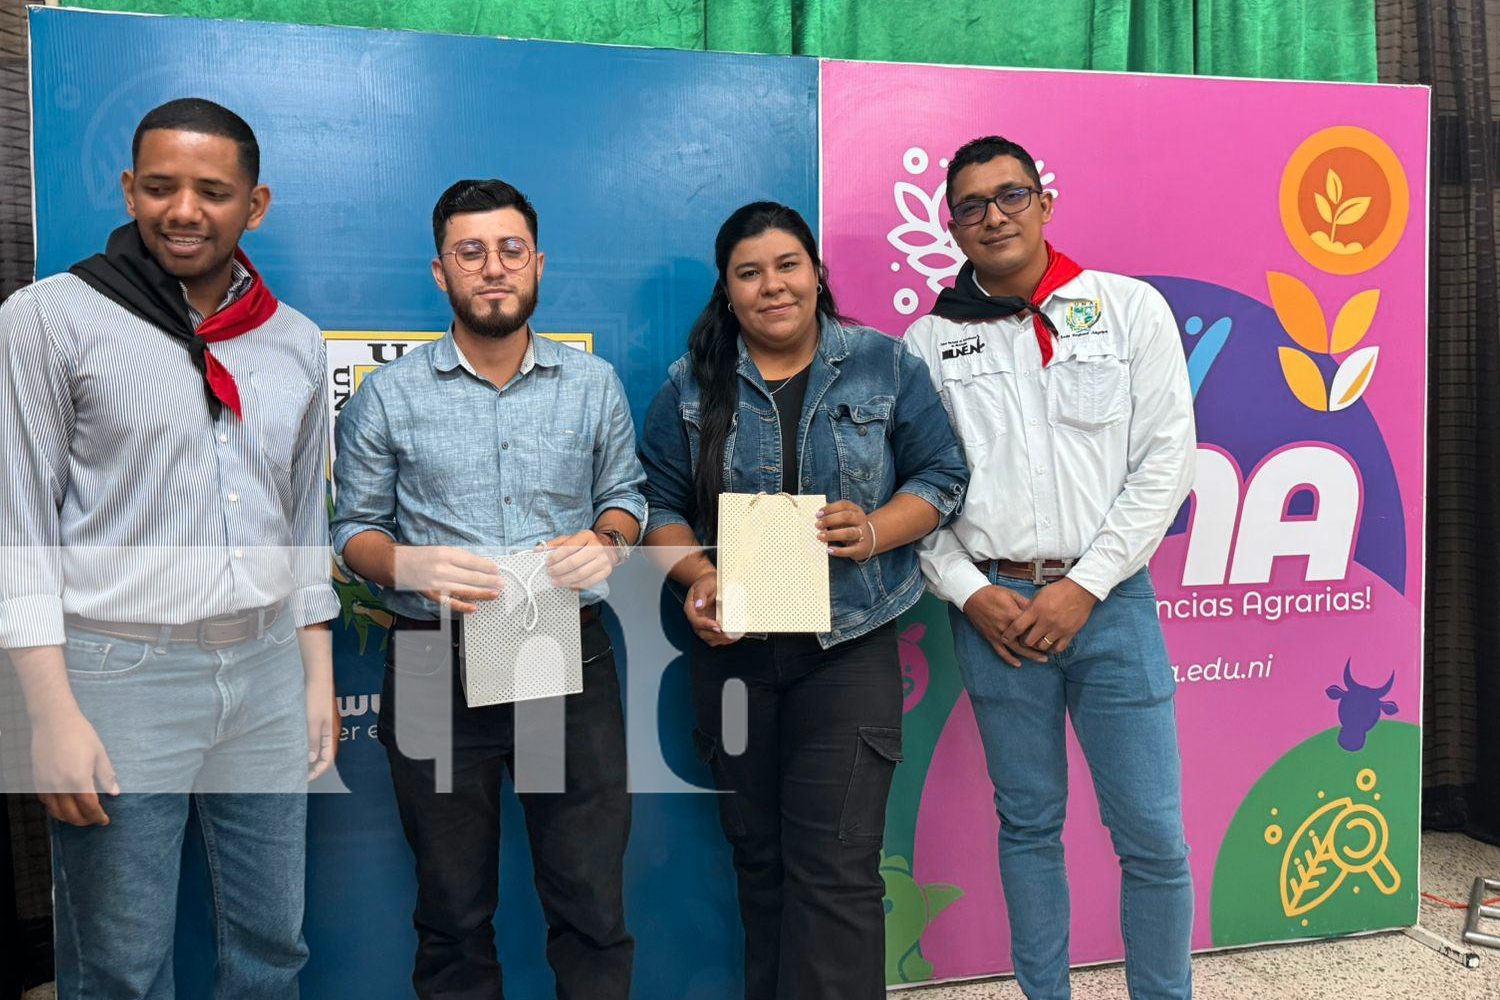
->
[72,0,1377,81]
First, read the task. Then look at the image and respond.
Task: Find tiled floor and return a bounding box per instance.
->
[896,831,1500,1000]
[21,833,1500,999]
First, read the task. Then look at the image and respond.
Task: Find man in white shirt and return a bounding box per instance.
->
[904,135,1196,1000]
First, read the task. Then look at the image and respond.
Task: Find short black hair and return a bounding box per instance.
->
[132,98,260,184]
[945,135,1042,206]
[431,179,539,253]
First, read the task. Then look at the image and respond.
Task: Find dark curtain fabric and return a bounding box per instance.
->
[0,0,49,988]
[1378,0,1500,845]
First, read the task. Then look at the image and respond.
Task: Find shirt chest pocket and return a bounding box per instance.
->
[826,398,893,483]
[538,431,593,507]
[247,371,314,472]
[940,354,1013,446]
[1047,345,1130,433]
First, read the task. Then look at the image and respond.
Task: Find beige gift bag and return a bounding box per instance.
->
[716,492,831,634]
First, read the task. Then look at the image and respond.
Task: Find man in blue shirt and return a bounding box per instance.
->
[332,178,645,1000]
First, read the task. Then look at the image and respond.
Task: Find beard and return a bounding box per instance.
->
[448,281,538,340]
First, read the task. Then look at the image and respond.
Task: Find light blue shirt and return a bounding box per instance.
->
[331,328,646,618]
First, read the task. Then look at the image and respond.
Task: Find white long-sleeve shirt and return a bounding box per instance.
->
[904,268,1196,610]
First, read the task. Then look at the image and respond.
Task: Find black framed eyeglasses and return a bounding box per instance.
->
[951,187,1042,227]
[442,237,534,272]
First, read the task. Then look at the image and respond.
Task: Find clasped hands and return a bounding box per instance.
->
[961,577,1098,668]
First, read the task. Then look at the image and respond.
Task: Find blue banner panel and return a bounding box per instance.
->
[30,9,819,998]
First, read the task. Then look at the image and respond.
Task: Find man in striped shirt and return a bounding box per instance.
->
[0,99,338,998]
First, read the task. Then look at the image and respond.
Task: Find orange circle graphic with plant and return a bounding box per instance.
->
[1280,127,1409,275]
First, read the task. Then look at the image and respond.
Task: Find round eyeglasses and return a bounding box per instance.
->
[951,187,1042,227]
[442,237,534,272]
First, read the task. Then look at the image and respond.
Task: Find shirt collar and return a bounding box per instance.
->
[431,326,566,376]
[184,257,253,326]
[526,329,569,369]
[431,327,467,373]
[971,267,1090,306]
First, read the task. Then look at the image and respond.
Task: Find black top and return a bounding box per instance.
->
[765,365,812,494]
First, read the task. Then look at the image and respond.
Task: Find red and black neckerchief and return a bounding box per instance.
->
[931,242,1084,366]
[70,222,279,420]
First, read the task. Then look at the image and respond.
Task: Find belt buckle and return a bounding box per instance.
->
[1040,558,1077,585]
[1031,560,1047,586]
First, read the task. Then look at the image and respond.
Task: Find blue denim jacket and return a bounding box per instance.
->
[640,317,968,647]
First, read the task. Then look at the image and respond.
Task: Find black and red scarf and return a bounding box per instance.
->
[931,242,1084,366]
[70,223,279,420]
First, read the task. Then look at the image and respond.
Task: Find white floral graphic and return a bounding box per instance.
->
[886,148,1058,315]
[888,180,963,297]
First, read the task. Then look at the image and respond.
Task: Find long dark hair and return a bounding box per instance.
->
[688,202,846,542]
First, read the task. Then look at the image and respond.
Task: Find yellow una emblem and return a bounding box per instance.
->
[1064,299,1100,333]
[1273,774,1400,918]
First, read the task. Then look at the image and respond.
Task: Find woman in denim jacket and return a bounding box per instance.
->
[640,202,968,999]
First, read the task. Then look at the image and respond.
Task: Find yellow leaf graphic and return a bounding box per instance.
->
[1314,194,1334,225]
[1279,347,1329,412]
[1267,272,1329,354]
[1281,799,1350,915]
[1330,289,1380,353]
[1326,168,1343,204]
[1334,196,1371,227]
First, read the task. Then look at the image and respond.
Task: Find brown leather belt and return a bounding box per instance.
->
[65,603,284,650]
[974,558,1076,585]
[394,604,600,631]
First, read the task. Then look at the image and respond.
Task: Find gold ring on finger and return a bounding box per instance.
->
[1040,635,1055,647]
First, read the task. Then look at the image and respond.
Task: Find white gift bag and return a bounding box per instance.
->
[717,492,831,634]
[459,548,583,707]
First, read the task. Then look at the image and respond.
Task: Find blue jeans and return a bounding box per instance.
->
[948,568,1192,1000]
[50,620,309,1000]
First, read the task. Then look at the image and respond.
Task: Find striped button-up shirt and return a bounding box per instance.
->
[0,266,340,648]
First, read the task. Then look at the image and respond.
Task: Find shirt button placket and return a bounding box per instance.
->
[1023,351,1057,555]
[496,395,512,540]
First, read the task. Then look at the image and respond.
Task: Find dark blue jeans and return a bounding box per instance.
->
[692,622,902,1000]
[949,568,1192,1000]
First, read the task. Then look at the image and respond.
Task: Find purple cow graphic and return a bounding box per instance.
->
[1325,660,1398,752]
